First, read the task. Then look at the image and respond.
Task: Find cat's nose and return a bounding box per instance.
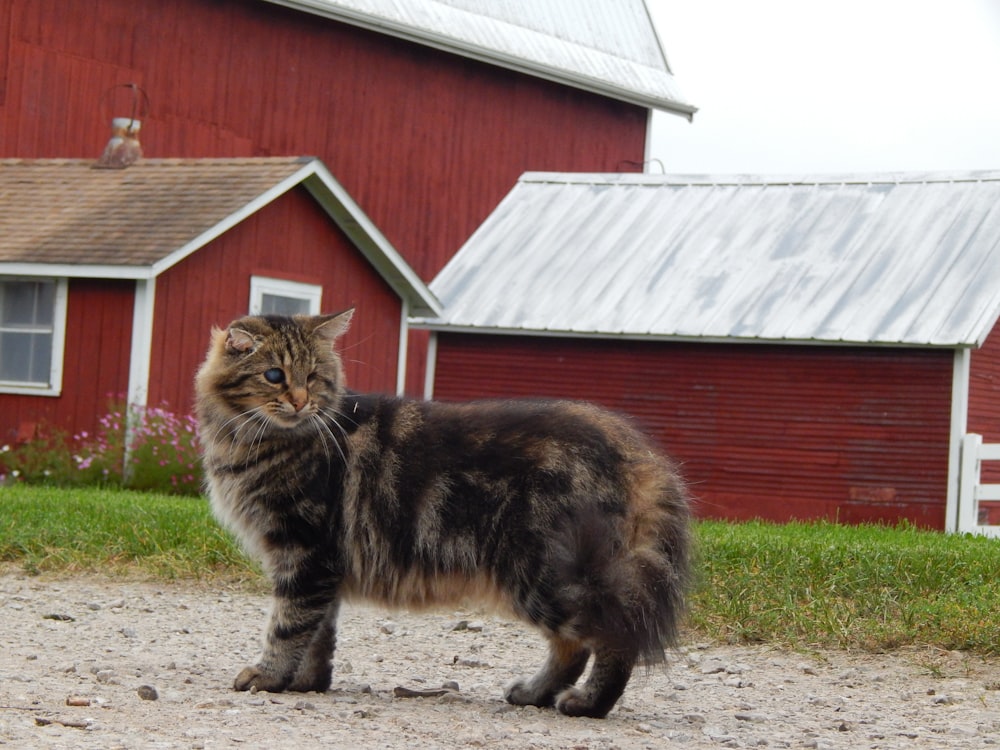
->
[289,388,309,412]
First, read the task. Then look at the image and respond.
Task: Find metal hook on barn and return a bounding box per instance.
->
[94,83,150,169]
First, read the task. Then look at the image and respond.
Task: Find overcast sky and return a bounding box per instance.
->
[645,0,1000,175]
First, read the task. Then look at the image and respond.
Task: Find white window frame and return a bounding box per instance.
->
[0,276,69,397]
[249,276,322,316]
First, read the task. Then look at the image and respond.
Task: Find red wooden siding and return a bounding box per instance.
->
[148,187,403,415]
[969,324,1000,496]
[969,325,1000,442]
[0,279,133,443]
[2,0,647,282]
[3,0,647,395]
[433,334,954,528]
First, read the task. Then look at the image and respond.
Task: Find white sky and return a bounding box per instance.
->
[645,0,1000,175]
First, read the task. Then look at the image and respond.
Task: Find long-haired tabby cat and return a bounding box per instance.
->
[195,311,691,719]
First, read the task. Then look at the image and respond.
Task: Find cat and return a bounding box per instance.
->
[194,310,691,719]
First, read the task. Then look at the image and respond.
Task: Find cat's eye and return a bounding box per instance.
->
[263,368,285,385]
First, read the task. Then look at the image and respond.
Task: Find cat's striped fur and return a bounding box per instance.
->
[195,311,691,718]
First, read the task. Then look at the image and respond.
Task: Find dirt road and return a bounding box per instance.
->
[2,574,998,748]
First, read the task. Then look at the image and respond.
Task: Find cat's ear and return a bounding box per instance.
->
[311,308,354,345]
[225,327,258,354]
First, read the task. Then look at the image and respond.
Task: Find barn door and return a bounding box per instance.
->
[957,433,1000,537]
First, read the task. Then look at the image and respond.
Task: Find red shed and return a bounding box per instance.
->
[0,157,438,442]
[415,172,1000,532]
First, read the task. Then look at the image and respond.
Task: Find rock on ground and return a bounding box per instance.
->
[1,573,999,749]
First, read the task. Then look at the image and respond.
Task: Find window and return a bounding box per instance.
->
[249,276,322,316]
[0,277,68,395]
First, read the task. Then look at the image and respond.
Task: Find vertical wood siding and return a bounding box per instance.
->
[148,187,402,414]
[969,322,1000,490]
[0,279,133,443]
[2,0,647,281]
[2,0,648,397]
[433,334,954,528]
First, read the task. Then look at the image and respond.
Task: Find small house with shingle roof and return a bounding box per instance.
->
[413,171,1000,532]
[0,157,438,441]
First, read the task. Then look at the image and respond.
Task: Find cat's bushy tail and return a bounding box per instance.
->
[553,467,691,665]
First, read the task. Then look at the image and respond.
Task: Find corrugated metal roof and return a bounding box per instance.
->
[414,171,1000,348]
[0,157,440,316]
[262,0,695,117]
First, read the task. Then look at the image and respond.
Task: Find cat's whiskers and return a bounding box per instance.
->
[246,409,275,467]
[319,406,355,435]
[217,404,272,449]
[216,407,257,442]
[308,413,347,466]
[321,402,359,429]
[316,406,351,456]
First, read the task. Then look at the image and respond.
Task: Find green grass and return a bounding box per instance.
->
[692,519,1000,654]
[1,486,998,654]
[0,484,256,580]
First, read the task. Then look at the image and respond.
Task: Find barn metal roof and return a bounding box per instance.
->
[0,157,440,317]
[413,171,1000,348]
[262,0,695,118]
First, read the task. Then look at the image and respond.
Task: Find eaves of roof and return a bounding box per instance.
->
[261,0,696,118]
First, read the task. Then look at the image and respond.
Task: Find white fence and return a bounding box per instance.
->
[957,433,1000,537]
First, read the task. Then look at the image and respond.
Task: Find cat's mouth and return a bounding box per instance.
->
[272,406,316,427]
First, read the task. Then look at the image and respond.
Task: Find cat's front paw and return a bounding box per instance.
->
[288,663,333,693]
[233,666,289,693]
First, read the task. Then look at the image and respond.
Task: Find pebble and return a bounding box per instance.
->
[521,721,551,735]
[949,724,979,736]
[700,660,726,674]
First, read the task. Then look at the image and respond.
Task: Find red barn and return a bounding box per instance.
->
[0,0,694,440]
[0,157,437,440]
[415,172,1000,532]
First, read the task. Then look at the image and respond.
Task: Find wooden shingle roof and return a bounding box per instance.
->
[0,157,312,267]
[0,157,440,316]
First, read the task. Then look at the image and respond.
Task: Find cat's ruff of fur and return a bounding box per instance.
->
[195,311,691,719]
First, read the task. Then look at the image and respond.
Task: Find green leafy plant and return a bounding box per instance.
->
[1,400,202,495]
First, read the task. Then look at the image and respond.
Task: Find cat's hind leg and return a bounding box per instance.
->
[554,645,636,719]
[504,635,590,708]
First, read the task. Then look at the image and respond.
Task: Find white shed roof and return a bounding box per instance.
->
[414,171,1000,348]
[261,0,695,118]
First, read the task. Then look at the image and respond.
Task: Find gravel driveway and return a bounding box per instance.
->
[1,573,998,749]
